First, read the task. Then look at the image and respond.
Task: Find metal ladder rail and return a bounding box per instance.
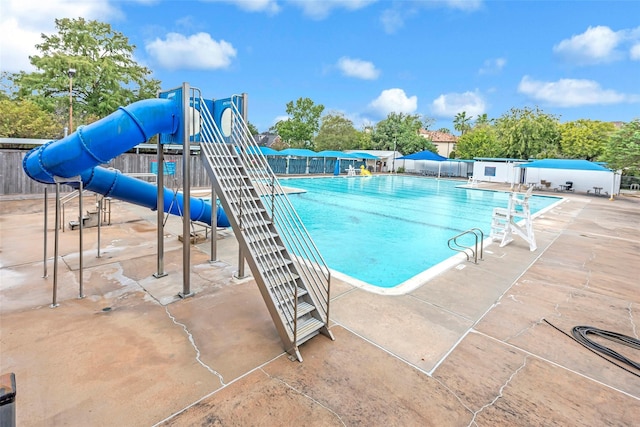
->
[60,189,91,231]
[199,100,329,307]
[218,146,303,327]
[225,100,330,306]
[225,103,330,322]
[199,143,300,338]
[198,116,301,333]
[448,228,484,264]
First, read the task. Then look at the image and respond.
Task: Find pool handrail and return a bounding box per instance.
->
[448,228,484,264]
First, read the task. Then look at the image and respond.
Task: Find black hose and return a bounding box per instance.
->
[543,319,640,378]
[571,325,640,370]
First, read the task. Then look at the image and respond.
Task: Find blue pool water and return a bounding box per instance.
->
[282,175,559,288]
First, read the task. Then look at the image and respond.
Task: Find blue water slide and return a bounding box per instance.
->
[22,98,230,227]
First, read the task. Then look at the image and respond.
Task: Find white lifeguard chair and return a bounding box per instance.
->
[490,186,536,251]
[346,165,357,176]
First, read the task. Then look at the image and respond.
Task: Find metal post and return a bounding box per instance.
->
[52,183,60,308]
[392,133,397,173]
[209,184,217,262]
[180,82,192,298]
[68,68,75,133]
[236,248,246,279]
[78,181,84,299]
[43,187,48,278]
[154,139,167,278]
[96,198,102,258]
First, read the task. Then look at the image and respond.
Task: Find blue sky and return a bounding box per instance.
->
[2,0,639,133]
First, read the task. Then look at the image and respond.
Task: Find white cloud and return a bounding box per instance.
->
[380,8,405,34]
[380,0,481,34]
[444,0,482,11]
[517,75,637,107]
[631,43,640,60]
[553,25,623,65]
[478,57,506,74]
[291,0,376,20]
[431,91,485,117]
[273,115,289,124]
[368,88,418,117]
[146,33,237,70]
[0,0,119,73]
[209,0,280,14]
[337,57,380,80]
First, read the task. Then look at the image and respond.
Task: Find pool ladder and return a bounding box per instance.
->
[448,228,484,264]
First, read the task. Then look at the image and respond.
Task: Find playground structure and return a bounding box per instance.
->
[22,83,333,361]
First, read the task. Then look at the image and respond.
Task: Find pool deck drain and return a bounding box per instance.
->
[1,183,639,425]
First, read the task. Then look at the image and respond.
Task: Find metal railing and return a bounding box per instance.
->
[448,228,484,264]
[60,191,111,231]
[197,96,331,337]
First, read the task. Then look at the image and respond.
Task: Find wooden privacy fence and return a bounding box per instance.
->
[1,150,211,196]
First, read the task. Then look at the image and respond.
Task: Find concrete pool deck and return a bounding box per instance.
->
[1,182,639,425]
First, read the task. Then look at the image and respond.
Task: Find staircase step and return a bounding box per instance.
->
[270,284,306,303]
[233,206,266,216]
[258,255,292,272]
[240,218,273,230]
[295,301,316,317]
[220,180,254,191]
[226,194,261,204]
[253,244,285,258]
[246,230,279,244]
[278,301,317,325]
[264,270,300,288]
[296,317,324,346]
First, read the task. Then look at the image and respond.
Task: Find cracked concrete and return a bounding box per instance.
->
[2,184,639,425]
[468,356,529,426]
[628,303,638,339]
[164,306,226,387]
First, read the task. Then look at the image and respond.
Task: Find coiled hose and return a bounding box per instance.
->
[544,319,640,377]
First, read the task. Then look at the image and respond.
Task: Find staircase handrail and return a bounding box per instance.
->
[197,97,331,333]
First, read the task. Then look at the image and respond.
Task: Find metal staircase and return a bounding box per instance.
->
[197,96,333,361]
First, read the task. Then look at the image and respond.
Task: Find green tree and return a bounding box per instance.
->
[371,113,436,155]
[246,122,259,135]
[11,18,160,127]
[314,112,359,151]
[0,99,62,138]
[437,128,451,134]
[453,111,472,135]
[601,119,640,174]
[475,113,492,127]
[455,125,501,159]
[354,125,374,150]
[559,119,615,160]
[274,97,324,149]
[494,107,561,159]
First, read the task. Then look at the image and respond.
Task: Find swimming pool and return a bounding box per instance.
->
[282,175,560,289]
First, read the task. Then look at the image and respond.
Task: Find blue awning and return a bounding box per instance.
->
[245,146,284,156]
[279,148,318,157]
[348,152,380,160]
[518,159,610,171]
[397,150,448,161]
[316,150,358,159]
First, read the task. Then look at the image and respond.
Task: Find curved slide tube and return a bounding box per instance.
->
[23,98,230,227]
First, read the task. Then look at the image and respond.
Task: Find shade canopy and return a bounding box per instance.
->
[245,146,283,156]
[518,159,610,171]
[279,148,317,157]
[397,150,448,161]
[316,150,358,159]
[348,152,380,160]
